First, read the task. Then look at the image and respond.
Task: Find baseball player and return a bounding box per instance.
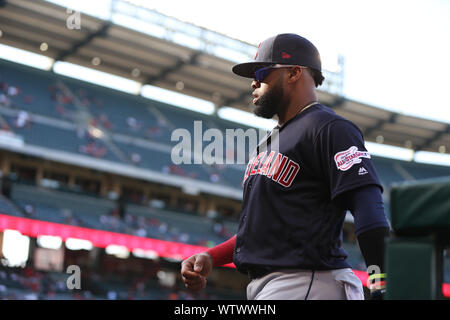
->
[181,33,390,300]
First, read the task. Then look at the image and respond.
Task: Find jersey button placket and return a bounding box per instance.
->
[237,180,252,256]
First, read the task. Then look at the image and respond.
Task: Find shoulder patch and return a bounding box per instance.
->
[334,146,371,171]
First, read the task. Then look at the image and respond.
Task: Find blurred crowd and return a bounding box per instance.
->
[0,264,230,300]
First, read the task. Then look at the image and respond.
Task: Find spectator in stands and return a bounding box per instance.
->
[78,143,90,155]
[0,123,11,132]
[55,92,72,106]
[149,217,160,228]
[0,82,8,92]
[99,113,112,129]
[158,222,168,234]
[7,86,20,97]
[14,111,31,128]
[24,204,35,217]
[178,233,190,243]
[107,290,118,300]
[169,289,179,300]
[161,165,170,174]
[89,118,98,127]
[0,284,6,299]
[209,173,220,183]
[82,290,93,299]
[0,93,11,108]
[131,153,141,166]
[124,213,136,228]
[100,214,110,229]
[213,222,224,235]
[135,227,147,237]
[23,95,33,104]
[188,172,199,179]
[100,214,121,232]
[169,165,186,176]
[55,104,69,119]
[49,85,66,113]
[145,126,162,139]
[178,290,195,300]
[62,209,80,226]
[79,141,107,158]
[76,126,86,139]
[126,117,142,132]
[92,144,107,158]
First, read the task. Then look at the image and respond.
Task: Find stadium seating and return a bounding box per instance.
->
[402,160,450,181]
[371,157,408,187]
[0,61,76,119]
[0,194,24,217]
[0,59,248,186]
[7,182,233,246]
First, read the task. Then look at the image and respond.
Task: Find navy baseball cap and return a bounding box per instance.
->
[232,33,323,80]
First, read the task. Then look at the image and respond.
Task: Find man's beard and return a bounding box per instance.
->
[253,79,284,119]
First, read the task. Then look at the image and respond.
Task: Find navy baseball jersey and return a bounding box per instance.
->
[233,103,383,273]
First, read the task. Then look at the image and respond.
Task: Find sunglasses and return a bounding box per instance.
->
[253,64,306,82]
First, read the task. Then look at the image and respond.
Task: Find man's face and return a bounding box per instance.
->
[251,69,286,119]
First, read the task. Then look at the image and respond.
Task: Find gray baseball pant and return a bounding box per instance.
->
[246,268,364,300]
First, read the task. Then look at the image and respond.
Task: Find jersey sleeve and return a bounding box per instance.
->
[314,119,383,200]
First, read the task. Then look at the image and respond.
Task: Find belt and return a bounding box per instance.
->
[246,266,279,280]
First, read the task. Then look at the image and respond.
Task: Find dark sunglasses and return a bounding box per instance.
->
[253,64,306,82]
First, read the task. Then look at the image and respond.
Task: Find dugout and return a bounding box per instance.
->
[385,177,450,299]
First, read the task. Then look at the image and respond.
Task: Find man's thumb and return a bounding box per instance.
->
[194,258,203,273]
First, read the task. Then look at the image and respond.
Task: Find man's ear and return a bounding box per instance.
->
[288,67,303,82]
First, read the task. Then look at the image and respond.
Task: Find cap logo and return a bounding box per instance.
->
[281,52,291,59]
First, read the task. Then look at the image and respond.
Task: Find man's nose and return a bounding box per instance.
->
[251,80,260,89]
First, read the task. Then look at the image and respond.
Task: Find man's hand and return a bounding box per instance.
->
[180,252,213,292]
